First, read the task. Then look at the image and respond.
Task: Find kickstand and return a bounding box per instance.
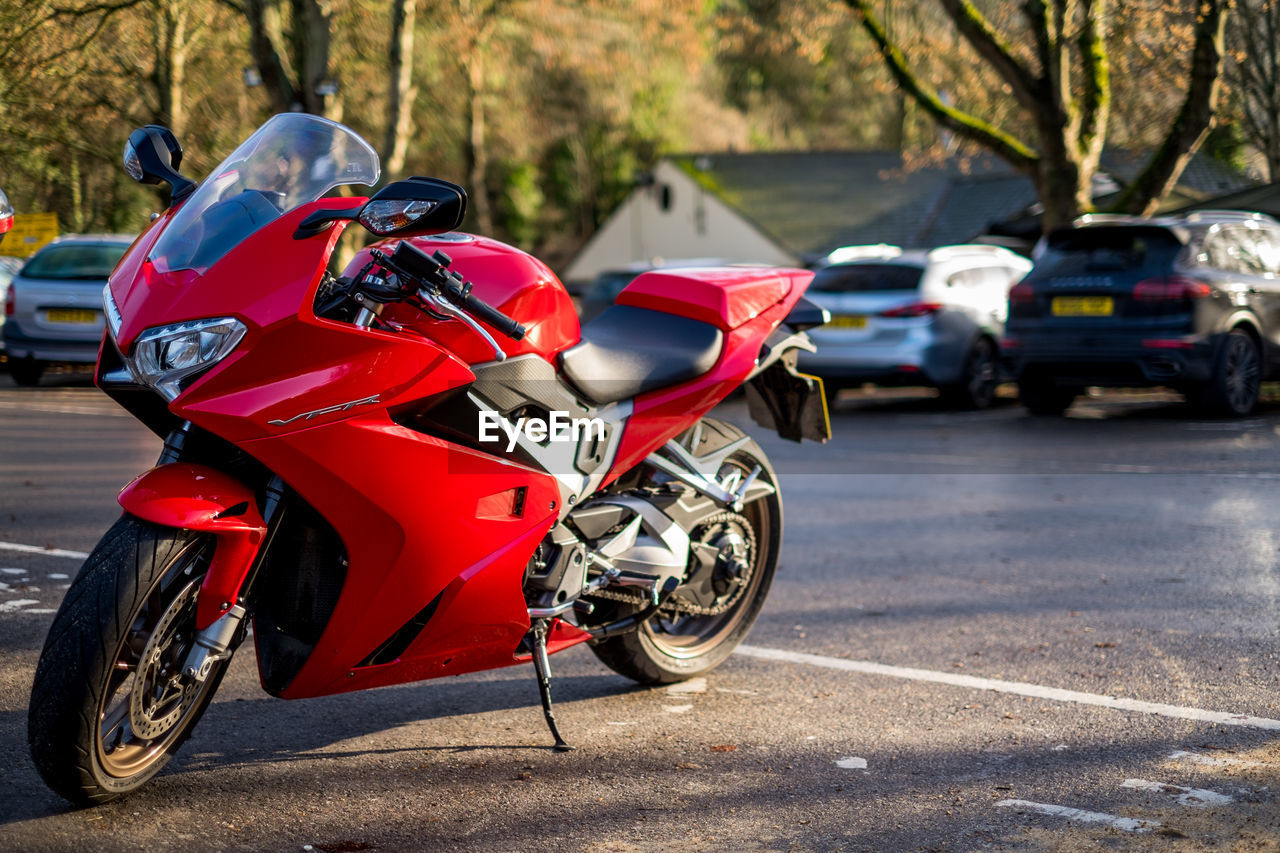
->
[528,619,573,752]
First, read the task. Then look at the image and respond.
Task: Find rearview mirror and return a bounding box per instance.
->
[358,177,467,237]
[123,125,196,205]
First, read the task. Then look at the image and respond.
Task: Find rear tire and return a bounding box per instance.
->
[941,338,998,410]
[1193,329,1260,417]
[28,516,228,805]
[9,357,46,386]
[589,418,782,684]
[1017,377,1078,416]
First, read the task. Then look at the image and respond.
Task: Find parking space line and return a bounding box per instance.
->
[0,541,89,560]
[736,645,1280,731]
[1120,778,1233,807]
[996,799,1159,833]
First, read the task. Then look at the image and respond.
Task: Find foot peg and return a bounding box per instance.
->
[527,619,573,752]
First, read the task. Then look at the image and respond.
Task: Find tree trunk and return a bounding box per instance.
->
[244,0,298,113]
[383,0,417,178]
[465,49,493,234]
[154,0,188,137]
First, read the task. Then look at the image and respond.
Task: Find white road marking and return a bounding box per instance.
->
[47,573,69,580]
[0,542,89,560]
[835,757,867,770]
[1168,750,1262,769]
[664,705,693,714]
[736,645,1280,731]
[996,799,1159,833]
[0,599,40,613]
[667,677,707,695]
[1,568,28,574]
[1121,778,1233,807]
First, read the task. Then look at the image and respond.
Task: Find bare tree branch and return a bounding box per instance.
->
[1077,0,1110,161]
[843,0,1038,171]
[1112,0,1232,214]
[936,0,1042,113]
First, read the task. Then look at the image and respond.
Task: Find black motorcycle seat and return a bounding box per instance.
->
[558,305,723,405]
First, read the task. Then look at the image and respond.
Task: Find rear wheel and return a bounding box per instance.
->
[1194,329,1260,417]
[941,337,998,410]
[589,418,781,684]
[8,357,46,386]
[1018,377,1078,416]
[28,517,229,805]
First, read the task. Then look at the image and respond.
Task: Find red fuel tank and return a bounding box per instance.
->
[342,233,581,366]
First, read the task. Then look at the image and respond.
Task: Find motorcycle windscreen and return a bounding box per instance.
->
[147,113,379,275]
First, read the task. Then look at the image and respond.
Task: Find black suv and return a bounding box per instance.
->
[1004,211,1280,416]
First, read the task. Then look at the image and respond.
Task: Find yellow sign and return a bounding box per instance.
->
[0,213,59,258]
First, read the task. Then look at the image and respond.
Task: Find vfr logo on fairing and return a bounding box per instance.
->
[268,394,382,426]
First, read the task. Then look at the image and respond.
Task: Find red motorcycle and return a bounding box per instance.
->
[27,114,829,804]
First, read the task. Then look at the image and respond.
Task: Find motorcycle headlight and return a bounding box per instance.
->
[127,317,246,401]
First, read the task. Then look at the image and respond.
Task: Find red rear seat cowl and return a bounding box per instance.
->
[615,267,813,331]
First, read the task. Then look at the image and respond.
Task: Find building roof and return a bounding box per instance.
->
[664,149,1256,260]
[1173,181,1280,220]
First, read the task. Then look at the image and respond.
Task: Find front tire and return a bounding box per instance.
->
[28,516,229,805]
[590,418,782,684]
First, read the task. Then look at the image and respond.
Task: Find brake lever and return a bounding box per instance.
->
[418,288,506,362]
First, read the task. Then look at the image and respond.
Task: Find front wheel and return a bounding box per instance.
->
[28,516,230,805]
[589,418,782,684]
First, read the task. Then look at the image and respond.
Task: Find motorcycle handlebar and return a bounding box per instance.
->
[369,244,526,341]
[441,281,527,341]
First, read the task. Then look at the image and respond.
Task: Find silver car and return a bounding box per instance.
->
[798,244,1033,409]
[3,234,134,385]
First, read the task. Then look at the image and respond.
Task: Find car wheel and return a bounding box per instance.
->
[1194,329,1260,417]
[8,357,46,386]
[1017,377,1078,416]
[941,338,998,410]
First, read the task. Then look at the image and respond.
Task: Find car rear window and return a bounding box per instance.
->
[21,243,129,280]
[1036,227,1183,277]
[812,263,923,292]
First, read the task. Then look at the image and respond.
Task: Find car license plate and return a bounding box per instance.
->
[828,314,868,329]
[1051,296,1113,317]
[45,308,99,324]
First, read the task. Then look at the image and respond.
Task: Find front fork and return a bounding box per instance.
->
[119,422,287,682]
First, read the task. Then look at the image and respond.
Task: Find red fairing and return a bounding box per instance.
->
[616,266,803,330]
[238,415,563,697]
[118,463,267,629]
[110,199,358,353]
[343,233,581,366]
[605,267,814,485]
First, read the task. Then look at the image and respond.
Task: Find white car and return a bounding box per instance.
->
[3,234,134,385]
[798,244,1033,409]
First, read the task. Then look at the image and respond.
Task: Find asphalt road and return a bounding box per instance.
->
[2,372,1280,851]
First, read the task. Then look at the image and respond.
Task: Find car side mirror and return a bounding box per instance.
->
[357,177,467,238]
[123,125,196,205]
[0,186,12,236]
